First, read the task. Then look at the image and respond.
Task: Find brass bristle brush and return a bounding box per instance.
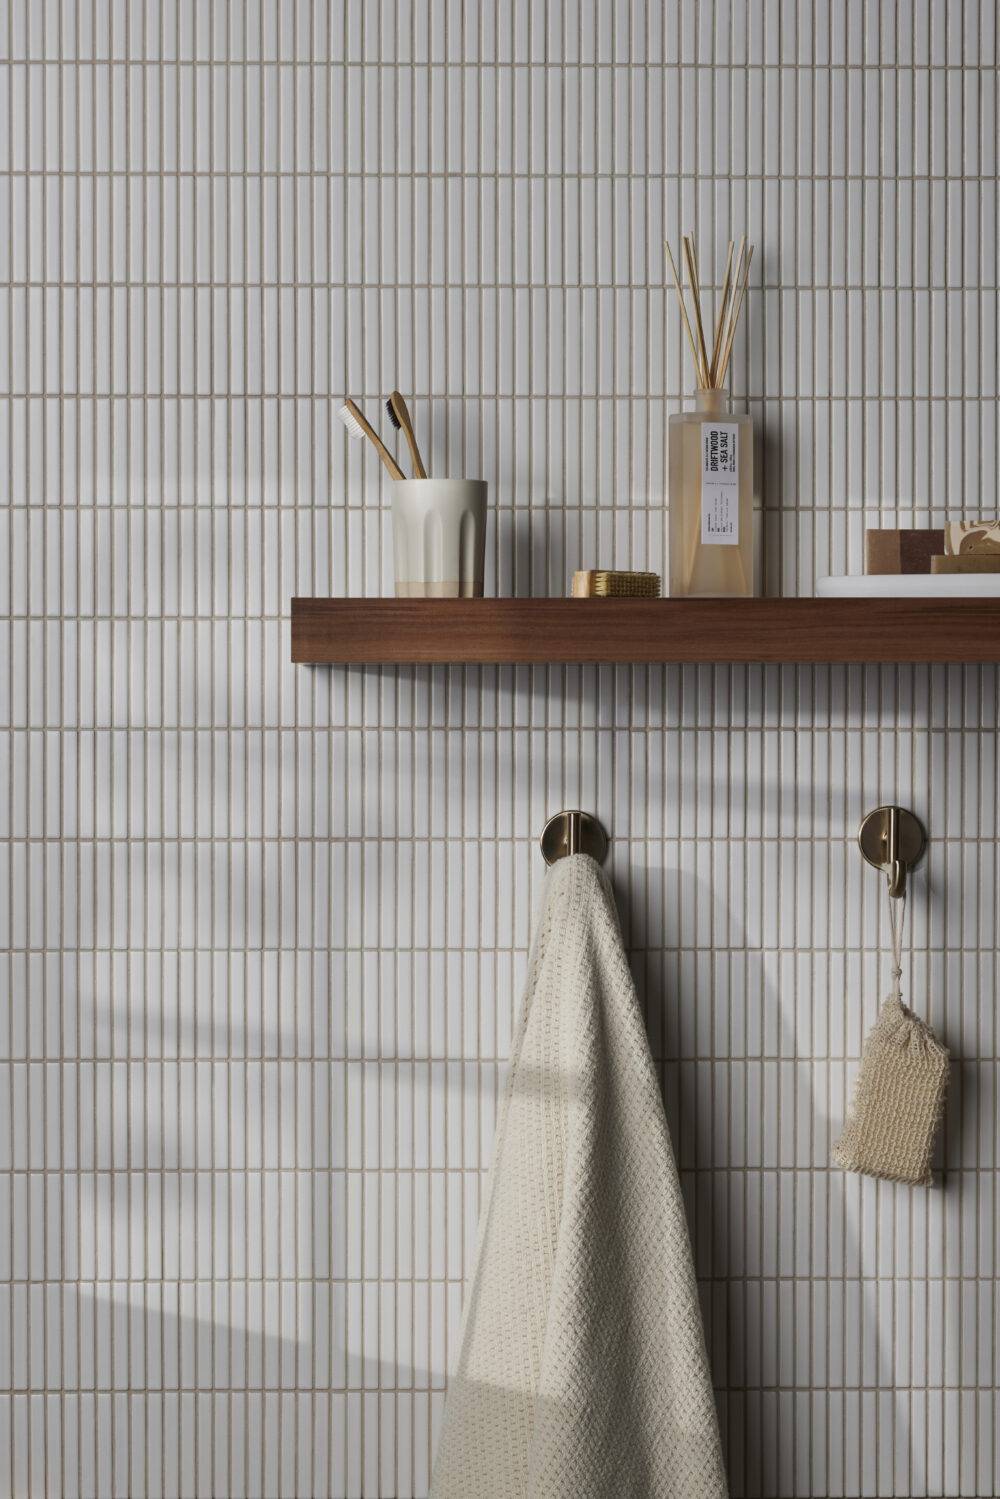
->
[664,233,754,391]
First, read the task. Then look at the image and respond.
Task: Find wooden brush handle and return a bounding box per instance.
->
[389,391,427,478]
[345,399,405,480]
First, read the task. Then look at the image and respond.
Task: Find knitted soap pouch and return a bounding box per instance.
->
[833,892,949,1186]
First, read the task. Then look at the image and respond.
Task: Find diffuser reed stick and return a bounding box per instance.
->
[708,238,735,386]
[663,240,702,381]
[716,245,754,387]
[682,235,711,385]
[664,232,754,391]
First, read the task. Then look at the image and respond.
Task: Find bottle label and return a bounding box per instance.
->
[700,423,740,546]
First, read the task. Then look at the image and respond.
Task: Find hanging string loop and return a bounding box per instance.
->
[888,889,906,1003]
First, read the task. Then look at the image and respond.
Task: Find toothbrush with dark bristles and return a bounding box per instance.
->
[385,391,428,478]
[339,399,405,479]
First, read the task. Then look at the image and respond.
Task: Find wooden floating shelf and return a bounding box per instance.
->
[291,597,1000,665]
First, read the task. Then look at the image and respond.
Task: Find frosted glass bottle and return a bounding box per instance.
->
[668,390,759,597]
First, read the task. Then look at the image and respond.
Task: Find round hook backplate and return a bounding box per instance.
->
[540,810,609,867]
[857,805,926,875]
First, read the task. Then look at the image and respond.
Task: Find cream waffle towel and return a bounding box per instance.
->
[430,854,727,1499]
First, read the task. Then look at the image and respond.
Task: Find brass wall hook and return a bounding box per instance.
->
[540,810,609,866]
[858,805,926,898]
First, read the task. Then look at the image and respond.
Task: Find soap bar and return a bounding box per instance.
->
[865,528,944,574]
[945,520,1000,556]
[931,554,1000,574]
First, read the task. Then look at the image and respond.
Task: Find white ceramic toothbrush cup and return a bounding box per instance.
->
[391,479,488,598]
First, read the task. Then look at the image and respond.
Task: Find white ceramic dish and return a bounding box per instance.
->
[817,574,1000,598]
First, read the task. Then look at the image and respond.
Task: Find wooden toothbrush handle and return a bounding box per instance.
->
[403,423,427,479]
[344,399,405,480]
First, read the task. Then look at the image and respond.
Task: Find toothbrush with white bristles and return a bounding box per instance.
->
[339,399,405,479]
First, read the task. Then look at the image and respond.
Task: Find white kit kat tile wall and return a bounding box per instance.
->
[1,1,1000,1495]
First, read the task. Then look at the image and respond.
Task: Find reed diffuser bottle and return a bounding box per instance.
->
[666,234,759,598]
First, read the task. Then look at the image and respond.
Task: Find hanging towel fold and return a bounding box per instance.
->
[430,854,727,1499]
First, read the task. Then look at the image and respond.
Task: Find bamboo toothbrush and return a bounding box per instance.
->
[664,231,755,391]
[385,391,427,478]
[339,399,405,479]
